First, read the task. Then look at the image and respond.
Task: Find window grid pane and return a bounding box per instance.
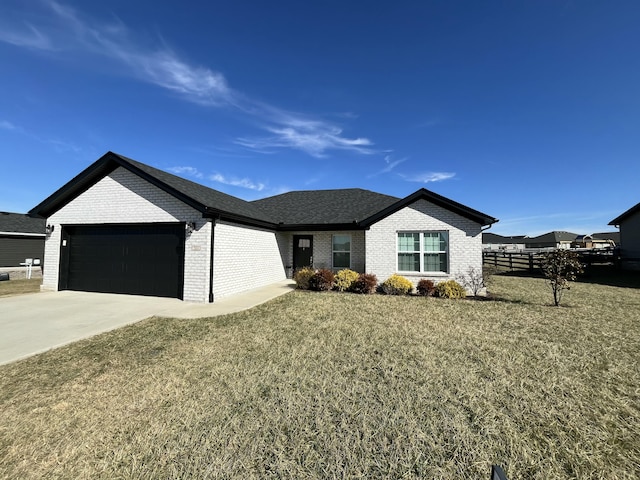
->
[333,235,351,268]
[398,253,420,271]
[398,232,420,252]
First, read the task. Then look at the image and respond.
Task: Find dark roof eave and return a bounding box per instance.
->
[609,202,640,226]
[360,188,498,227]
[204,207,278,230]
[29,152,211,218]
[276,222,365,232]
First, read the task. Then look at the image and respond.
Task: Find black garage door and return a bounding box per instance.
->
[59,224,185,299]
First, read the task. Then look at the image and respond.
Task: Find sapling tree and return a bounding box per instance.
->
[458,266,486,297]
[541,249,584,306]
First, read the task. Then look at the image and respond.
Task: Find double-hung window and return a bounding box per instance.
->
[332,234,351,269]
[397,231,448,273]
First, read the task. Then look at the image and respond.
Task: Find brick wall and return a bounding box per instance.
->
[213,221,286,299]
[365,199,483,288]
[42,167,211,302]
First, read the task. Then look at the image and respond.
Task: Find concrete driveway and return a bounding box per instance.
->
[0,280,295,365]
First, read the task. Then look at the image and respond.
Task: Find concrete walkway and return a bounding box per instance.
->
[0,280,295,365]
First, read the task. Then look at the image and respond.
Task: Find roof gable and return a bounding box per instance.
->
[29,152,277,227]
[609,202,640,226]
[360,188,497,227]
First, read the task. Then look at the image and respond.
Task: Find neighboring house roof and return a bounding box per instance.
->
[482,233,527,244]
[592,231,620,244]
[609,202,640,226]
[0,212,45,235]
[526,231,579,245]
[30,151,498,229]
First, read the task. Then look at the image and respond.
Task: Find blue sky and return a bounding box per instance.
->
[1,1,638,236]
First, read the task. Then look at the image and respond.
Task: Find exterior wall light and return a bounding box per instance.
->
[45,224,55,235]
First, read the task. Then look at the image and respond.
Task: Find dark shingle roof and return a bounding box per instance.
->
[251,189,400,226]
[116,154,277,224]
[526,231,578,244]
[30,152,498,229]
[0,212,45,234]
[482,233,527,244]
[30,152,277,226]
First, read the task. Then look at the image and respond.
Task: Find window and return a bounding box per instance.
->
[332,234,351,269]
[397,231,448,273]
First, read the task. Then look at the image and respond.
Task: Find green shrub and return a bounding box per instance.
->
[434,279,467,299]
[293,267,315,290]
[350,273,378,294]
[416,279,435,296]
[381,274,413,295]
[334,269,359,292]
[309,268,335,291]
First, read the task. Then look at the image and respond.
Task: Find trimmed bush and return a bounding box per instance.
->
[416,279,435,296]
[293,267,315,290]
[334,269,359,292]
[309,268,335,291]
[381,274,413,295]
[434,279,466,299]
[350,273,378,294]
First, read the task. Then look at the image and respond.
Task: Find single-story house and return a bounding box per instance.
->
[29,152,498,302]
[524,231,578,250]
[609,202,640,269]
[482,233,527,251]
[0,212,45,268]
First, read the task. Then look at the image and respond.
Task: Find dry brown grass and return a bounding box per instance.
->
[1,275,639,479]
[0,278,41,297]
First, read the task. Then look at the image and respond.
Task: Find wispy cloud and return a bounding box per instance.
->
[0,1,379,157]
[167,166,203,179]
[368,154,407,177]
[0,23,54,50]
[399,172,456,183]
[0,120,17,131]
[210,173,265,191]
[0,118,81,153]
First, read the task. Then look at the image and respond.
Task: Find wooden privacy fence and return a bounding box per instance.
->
[483,249,618,274]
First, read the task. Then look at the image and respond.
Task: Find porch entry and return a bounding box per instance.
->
[293,235,313,270]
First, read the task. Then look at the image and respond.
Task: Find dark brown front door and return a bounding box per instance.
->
[293,235,313,270]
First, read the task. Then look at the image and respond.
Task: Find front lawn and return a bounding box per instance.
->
[0,275,638,479]
[0,278,41,297]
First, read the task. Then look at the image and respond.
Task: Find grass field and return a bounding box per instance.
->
[0,274,639,479]
[0,278,41,297]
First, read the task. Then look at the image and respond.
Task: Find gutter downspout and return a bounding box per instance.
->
[208,216,217,303]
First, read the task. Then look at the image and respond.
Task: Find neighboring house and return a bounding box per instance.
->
[524,231,578,249]
[29,152,498,302]
[609,202,640,269]
[482,233,527,251]
[592,231,620,246]
[571,234,616,249]
[0,212,45,267]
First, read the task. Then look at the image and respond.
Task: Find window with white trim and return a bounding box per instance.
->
[332,234,351,269]
[397,231,448,273]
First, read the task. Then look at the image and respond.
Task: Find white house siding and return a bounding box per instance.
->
[41,167,211,302]
[365,199,483,287]
[278,231,366,275]
[212,221,286,299]
[619,210,640,269]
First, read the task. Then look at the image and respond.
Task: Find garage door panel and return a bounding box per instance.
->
[60,224,184,299]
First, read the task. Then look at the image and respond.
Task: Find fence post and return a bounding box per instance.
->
[529,253,534,273]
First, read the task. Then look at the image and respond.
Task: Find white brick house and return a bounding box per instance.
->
[30,152,497,302]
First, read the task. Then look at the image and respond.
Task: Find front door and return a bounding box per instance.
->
[293,235,313,270]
